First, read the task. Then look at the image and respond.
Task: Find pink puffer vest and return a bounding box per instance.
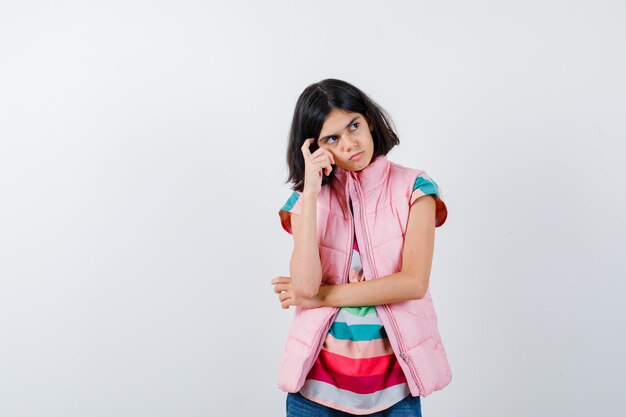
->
[277,155,452,397]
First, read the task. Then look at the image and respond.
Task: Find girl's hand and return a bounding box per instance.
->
[301,138,335,198]
[271,276,324,309]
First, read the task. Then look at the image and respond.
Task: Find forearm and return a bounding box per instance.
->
[317,272,426,307]
[289,195,322,297]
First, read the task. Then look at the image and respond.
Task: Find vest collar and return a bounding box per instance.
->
[331,154,390,194]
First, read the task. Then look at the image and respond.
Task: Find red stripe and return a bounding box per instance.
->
[318,349,395,377]
[306,357,407,394]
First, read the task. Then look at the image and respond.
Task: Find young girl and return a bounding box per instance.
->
[272,79,451,417]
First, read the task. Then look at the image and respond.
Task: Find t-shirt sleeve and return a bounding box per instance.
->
[278,191,303,234]
[410,172,448,227]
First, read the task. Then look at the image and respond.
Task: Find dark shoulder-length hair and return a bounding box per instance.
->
[286,78,400,191]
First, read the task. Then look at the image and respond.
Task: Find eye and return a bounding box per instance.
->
[322,136,337,145]
[350,122,359,130]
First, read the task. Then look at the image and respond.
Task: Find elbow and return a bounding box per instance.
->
[296,287,320,299]
[414,287,427,300]
[293,283,320,299]
[289,258,322,299]
[408,275,428,300]
[289,272,322,299]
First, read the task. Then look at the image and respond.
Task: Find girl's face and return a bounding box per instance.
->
[317,108,375,172]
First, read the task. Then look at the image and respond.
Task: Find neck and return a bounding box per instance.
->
[331,154,390,193]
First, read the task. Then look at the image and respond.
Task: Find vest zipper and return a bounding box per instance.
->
[347,198,355,285]
[350,173,427,395]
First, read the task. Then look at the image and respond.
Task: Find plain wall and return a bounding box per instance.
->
[1,1,625,416]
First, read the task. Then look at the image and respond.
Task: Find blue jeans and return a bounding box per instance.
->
[286,392,422,417]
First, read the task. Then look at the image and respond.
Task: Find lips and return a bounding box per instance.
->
[349,151,364,161]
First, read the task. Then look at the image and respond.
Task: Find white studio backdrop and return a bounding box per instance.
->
[1,1,625,416]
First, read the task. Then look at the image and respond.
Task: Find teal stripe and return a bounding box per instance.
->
[412,175,440,198]
[329,322,387,341]
[281,191,300,212]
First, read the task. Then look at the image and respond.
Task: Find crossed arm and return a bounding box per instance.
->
[271,194,437,309]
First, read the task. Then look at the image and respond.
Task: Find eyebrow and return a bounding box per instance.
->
[319,116,360,141]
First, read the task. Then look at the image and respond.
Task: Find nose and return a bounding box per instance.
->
[343,135,358,151]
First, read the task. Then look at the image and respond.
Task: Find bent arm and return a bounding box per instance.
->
[289,195,323,298]
[317,195,437,307]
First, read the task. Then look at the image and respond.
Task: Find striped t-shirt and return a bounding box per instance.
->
[299,220,410,414]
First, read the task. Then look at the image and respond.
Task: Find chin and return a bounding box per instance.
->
[354,161,371,172]
[359,154,374,169]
